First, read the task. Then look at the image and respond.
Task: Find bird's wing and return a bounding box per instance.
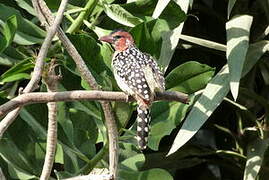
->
[142,54,165,92]
[113,59,152,102]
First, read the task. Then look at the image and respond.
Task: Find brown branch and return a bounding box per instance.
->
[40,60,62,179]
[0,91,189,118]
[32,1,119,178]
[0,0,67,139]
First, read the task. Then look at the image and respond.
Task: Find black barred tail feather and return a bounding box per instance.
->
[136,106,150,150]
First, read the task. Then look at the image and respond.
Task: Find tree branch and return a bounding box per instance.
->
[40,60,62,180]
[32,1,119,178]
[0,0,67,139]
[0,90,189,118]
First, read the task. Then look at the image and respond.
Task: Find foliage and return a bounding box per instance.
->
[0,0,269,179]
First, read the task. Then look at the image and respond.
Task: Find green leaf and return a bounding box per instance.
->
[0,4,45,45]
[102,3,143,27]
[119,168,173,180]
[14,0,37,16]
[120,154,145,171]
[157,1,187,72]
[243,138,269,180]
[0,58,34,81]
[65,34,113,89]
[165,61,215,94]
[149,100,191,150]
[0,139,37,179]
[1,73,30,83]
[114,102,133,129]
[226,15,253,100]
[152,0,171,19]
[167,41,269,156]
[130,19,171,60]
[0,46,26,66]
[0,15,17,53]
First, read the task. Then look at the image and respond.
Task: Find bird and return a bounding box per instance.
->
[99,29,165,150]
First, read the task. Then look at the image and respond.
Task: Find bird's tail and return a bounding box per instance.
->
[136,106,150,150]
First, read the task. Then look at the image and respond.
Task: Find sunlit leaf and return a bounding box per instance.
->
[152,0,171,19]
[227,0,237,19]
[243,138,269,180]
[158,0,188,72]
[168,41,269,156]
[226,15,253,100]
[102,2,143,27]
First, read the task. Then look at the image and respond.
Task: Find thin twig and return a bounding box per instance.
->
[0,90,189,118]
[40,60,62,179]
[0,0,67,139]
[33,1,119,178]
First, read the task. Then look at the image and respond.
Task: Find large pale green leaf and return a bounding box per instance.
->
[165,61,215,94]
[243,138,269,180]
[158,0,188,72]
[167,41,269,156]
[102,2,143,27]
[0,4,45,45]
[152,0,171,19]
[226,15,253,100]
[0,15,17,53]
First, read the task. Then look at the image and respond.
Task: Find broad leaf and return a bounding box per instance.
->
[0,4,45,45]
[120,154,145,171]
[152,0,171,19]
[226,15,253,100]
[167,41,269,156]
[165,61,215,94]
[149,100,191,150]
[158,0,188,72]
[148,62,214,150]
[102,2,143,27]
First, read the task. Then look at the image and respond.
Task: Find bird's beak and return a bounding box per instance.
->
[99,35,114,43]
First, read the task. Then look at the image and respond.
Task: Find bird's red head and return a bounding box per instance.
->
[99,29,134,51]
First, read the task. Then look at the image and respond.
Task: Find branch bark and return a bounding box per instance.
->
[40,60,62,180]
[32,1,119,178]
[0,0,67,138]
[0,90,189,118]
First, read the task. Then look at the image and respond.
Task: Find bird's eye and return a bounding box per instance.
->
[114,35,122,40]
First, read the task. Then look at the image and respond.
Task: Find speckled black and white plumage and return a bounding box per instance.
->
[100,30,165,150]
[112,45,164,149]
